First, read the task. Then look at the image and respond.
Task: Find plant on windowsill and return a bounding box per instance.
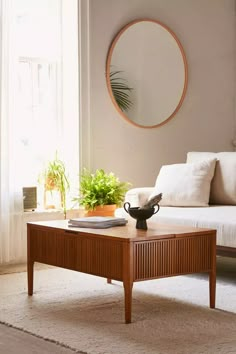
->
[73,168,131,216]
[39,152,70,218]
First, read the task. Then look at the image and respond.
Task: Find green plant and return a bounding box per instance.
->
[40,152,70,215]
[74,168,131,210]
[109,70,133,112]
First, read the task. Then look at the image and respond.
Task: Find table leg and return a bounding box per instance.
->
[27,261,34,296]
[107,278,112,284]
[209,234,216,308]
[209,270,216,308]
[123,281,133,324]
[122,241,134,324]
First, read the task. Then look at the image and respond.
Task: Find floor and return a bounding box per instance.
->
[0,262,54,275]
[0,323,81,354]
[0,256,235,354]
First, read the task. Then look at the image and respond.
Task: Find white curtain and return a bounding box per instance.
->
[0,0,24,264]
[0,0,80,265]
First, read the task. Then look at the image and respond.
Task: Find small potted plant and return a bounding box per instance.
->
[39,152,70,216]
[73,168,131,216]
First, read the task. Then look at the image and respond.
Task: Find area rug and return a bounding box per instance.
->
[0,259,236,354]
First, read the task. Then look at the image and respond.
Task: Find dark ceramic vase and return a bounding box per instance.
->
[123,202,160,230]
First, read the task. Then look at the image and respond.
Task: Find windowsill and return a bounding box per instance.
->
[22,208,85,220]
[23,208,64,214]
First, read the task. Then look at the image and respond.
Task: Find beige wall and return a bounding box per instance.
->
[81,0,236,188]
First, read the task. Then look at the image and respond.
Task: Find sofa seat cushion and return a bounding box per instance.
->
[155,205,236,248]
[187,152,236,205]
[116,205,236,248]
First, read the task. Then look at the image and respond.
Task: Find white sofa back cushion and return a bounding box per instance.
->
[149,158,216,207]
[187,152,236,205]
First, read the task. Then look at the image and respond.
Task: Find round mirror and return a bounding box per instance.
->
[106,19,188,128]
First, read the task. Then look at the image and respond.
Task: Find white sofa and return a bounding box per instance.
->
[119,152,236,256]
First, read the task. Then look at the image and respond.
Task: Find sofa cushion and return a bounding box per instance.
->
[187,152,236,205]
[148,205,236,248]
[116,204,236,248]
[149,158,216,207]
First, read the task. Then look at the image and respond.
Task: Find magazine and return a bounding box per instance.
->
[68,216,128,229]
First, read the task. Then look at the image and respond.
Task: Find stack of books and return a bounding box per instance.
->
[68,216,128,229]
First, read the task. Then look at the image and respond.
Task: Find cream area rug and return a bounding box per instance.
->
[0,257,236,354]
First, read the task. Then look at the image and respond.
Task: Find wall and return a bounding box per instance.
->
[81,0,236,188]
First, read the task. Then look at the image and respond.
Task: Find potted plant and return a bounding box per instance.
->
[73,168,131,216]
[39,152,70,216]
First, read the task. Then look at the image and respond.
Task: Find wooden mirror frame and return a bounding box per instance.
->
[106,19,188,129]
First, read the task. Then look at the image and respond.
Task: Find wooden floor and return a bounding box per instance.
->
[0,262,54,275]
[0,323,80,354]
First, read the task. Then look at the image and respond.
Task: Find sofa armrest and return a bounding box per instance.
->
[125,187,154,207]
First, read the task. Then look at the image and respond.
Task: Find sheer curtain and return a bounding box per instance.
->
[0,0,24,264]
[0,0,79,265]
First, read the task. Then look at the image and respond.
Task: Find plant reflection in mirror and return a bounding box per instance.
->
[109,70,133,112]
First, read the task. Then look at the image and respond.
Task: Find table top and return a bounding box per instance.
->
[27,219,216,242]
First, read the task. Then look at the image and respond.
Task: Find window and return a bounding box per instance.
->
[0,0,80,264]
[12,0,79,207]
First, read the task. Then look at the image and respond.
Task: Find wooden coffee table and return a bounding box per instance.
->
[27,220,216,323]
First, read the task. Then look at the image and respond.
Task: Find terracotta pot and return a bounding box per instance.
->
[85,204,116,217]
